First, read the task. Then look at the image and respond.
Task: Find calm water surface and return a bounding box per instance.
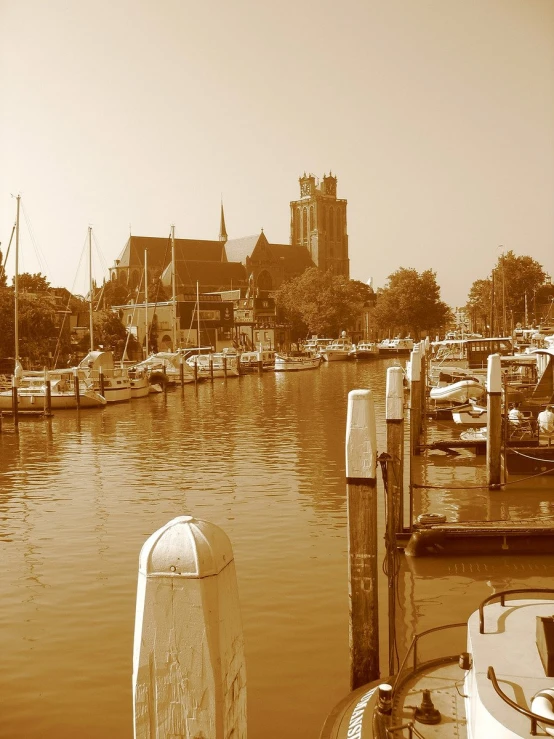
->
[1,359,553,738]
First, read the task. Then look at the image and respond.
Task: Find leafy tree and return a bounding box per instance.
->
[16,272,51,292]
[0,249,6,288]
[465,251,550,332]
[274,268,373,339]
[372,268,451,338]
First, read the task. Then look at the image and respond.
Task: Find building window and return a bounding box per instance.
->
[302,208,307,241]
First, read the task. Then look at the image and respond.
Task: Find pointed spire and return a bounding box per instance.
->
[219,199,228,244]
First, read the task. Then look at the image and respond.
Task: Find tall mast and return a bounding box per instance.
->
[171,224,177,350]
[197,280,200,346]
[89,226,94,352]
[14,195,20,366]
[144,248,148,357]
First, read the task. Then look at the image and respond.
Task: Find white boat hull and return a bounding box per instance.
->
[0,388,106,410]
[452,406,487,425]
[274,355,321,371]
[430,379,486,403]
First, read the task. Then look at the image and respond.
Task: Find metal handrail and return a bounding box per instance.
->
[386,723,427,738]
[487,666,554,734]
[391,622,465,696]
[478,588,554,634]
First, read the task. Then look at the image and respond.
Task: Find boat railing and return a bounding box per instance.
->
[487,665,554,734]
[385,722,428,738]
[391,622,466,700]
[478,587,554,633]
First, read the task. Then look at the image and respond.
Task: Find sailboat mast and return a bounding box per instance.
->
[14,195,20,366]
[171,225,177,351]
[89,226,94,352]
[144,248,148,358]
[196,280,200,347]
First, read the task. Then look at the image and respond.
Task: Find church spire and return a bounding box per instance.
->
[219,200,228,244]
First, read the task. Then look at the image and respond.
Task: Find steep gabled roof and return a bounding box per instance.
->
[224,235,261,265]
[266,243,315,272]
[115,236,226,270]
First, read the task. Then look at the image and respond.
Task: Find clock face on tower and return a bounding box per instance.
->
[301,181,311,197]
[326,179,336,196]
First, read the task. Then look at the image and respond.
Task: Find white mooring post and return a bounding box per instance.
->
[346,389,379,690]
[486,353,502,489]
[132,515,247,739]
[408,347,421,456]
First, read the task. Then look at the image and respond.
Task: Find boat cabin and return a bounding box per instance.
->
[432,337,513,368]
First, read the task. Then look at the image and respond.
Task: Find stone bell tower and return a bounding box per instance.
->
[289,172,349,278]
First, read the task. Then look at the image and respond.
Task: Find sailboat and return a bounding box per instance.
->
[0,198,106,411]
[77,226,131,403]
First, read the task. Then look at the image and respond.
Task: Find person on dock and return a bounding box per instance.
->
[537,405,554,445]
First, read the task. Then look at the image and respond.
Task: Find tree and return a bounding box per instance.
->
[372,268,451,338]
[16,272,51,292]
[465,251,550,332]
[274,268,374,340]
[0,287,63,366]
[0,249,6,288]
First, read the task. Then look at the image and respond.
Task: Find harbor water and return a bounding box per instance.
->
[0,358,553,739]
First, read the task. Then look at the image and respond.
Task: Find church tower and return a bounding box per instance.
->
[289,172,349,278]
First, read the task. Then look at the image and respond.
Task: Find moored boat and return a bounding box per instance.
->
[78,350,132,403]
[320,588,554,739]
[451,402,488,425]
[0,369,106,410]
[429,379,486,404]
[239,349,276,372]
[350,341,379,360]
[322,335,354,362]
[133,351,196,388]
[185,350,240,378]
[274,351,321,371]
[377,337,414,355]
[128,367,150,398]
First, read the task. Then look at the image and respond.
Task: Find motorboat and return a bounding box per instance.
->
[78,350,131,403]
[429,379,486,404]
[239,350,276,372]
[451,402,488,426]
[133,352,196,388]
[322,336,354,362]
[185,350,240,378]
[274,351,321,371]
[460,427,487,442]
[320,588,554,739]
[377,337,414,355]
[0,369,107,410]
[350,342,379,360]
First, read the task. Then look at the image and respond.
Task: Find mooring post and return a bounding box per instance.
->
[209,355,214,381]
[194,358,198,384]
[487,353,502,489]
[386,366,405,535]
[409,347,421,456]
[385,366,404,675]
[133,515,247,739]
[99,367,105,398]
[45,379,52,415]
[346,389,379,690]
[223,353,227,378]
[73,367,80,408]
[419,340,427,428]
[179,355,184,388]
[257,350,263,374]
[12,375,19,429]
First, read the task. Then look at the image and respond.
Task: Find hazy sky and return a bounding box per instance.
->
[2,0,553,307]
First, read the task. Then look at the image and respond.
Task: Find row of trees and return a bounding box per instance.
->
[275,266,452,341]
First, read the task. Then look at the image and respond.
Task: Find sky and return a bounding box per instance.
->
[1,0,553,308]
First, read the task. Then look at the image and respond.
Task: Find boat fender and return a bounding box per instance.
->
[417,513,447,526]
[531,689,554,737]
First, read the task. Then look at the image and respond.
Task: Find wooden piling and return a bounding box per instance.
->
[132,515,247,739]
[12,376,19,430]
[45,379,52,415]
[223,353,227,378]
[409,347,421,456]
[487,353,502,489]
[257,351,263,374]
[385,367,404,675]
[386,366,405,535]
[419,340,427,426]
[209,355,214,381]
[194,359,198,384]
[73,368,80,408]
[99,368,105,398]
[179,355,184,387]
[346,389,379,690]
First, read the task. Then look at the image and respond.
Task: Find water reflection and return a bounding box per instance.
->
[0,360,552,739]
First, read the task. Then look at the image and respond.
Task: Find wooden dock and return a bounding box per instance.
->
[403,520,554,557]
